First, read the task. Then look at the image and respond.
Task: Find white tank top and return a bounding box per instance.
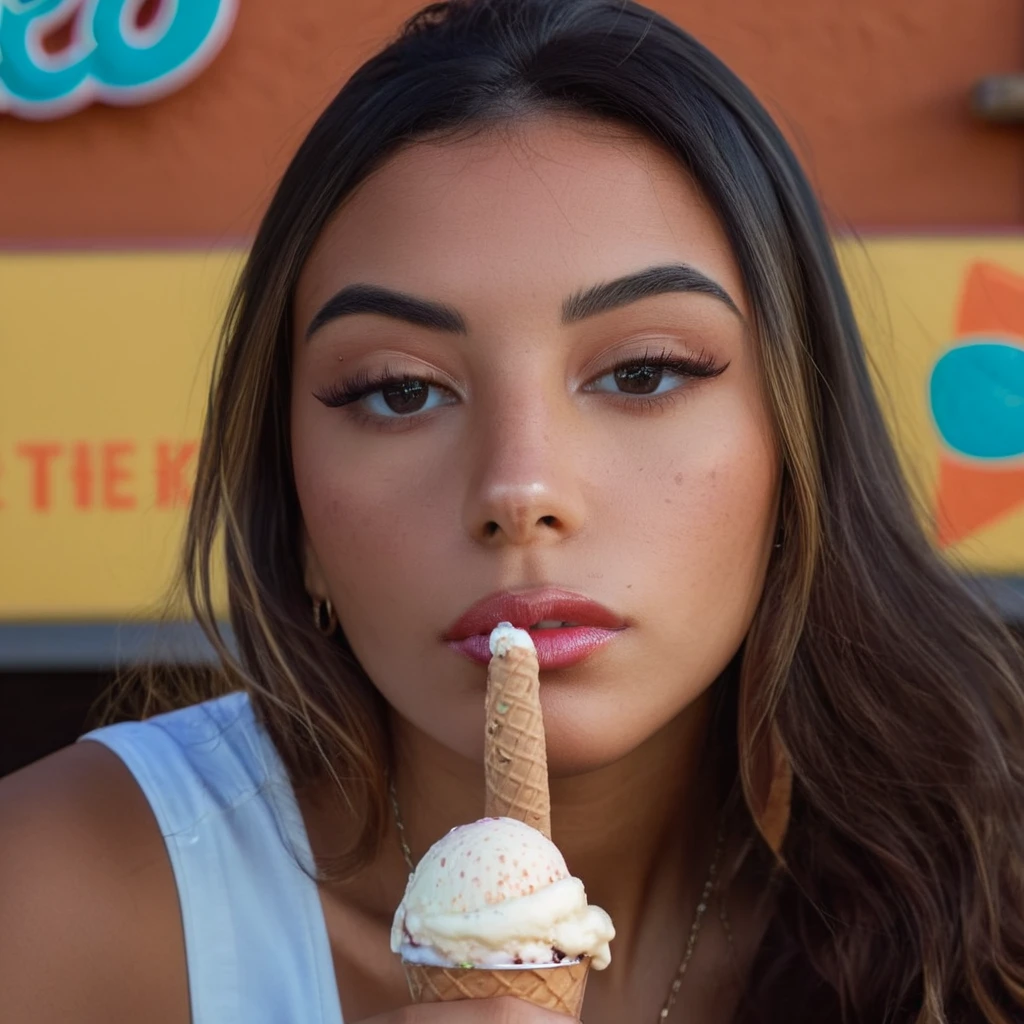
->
[79,691,345,1024]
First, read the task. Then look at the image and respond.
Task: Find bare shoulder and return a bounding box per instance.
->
[0,739,190,1024]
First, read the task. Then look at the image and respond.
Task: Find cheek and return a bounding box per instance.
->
[291,405,460,675]
[297,472,417,583]
[293,389,423,547]
[620,393,778,671]
[666,429,776,567]
[613,389,777,565]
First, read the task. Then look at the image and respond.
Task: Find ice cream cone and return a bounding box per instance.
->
[484,630,551,838]
[405,958,590,1014]
[392,624,612,1008]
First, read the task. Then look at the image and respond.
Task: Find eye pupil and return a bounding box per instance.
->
[383,379,429,414]
[614,364,663,395]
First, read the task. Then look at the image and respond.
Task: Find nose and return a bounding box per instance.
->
[462,387,586,547]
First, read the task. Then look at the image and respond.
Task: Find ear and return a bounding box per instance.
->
[301,524,330,599]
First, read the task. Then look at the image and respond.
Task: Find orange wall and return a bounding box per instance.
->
[0,0,1021,241]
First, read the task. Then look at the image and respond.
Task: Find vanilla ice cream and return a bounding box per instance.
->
[489,621,533,657]
[391,816,614,970]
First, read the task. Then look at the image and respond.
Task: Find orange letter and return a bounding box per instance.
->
[16,442,62,511]
[102,442,136,510]
[71,442,93,509]
[155,441,197,508]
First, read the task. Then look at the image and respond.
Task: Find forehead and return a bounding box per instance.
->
[295,115,747,324]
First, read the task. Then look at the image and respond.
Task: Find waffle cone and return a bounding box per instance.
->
[484,638,551,837]
[404,958,589,1013]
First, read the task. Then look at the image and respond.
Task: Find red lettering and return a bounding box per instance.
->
[71,442,94,509]
[16,442,62,511]
[102,442,136,509]
[155,441,197,508]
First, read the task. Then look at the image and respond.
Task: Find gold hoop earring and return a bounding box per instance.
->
[313,596,338,635]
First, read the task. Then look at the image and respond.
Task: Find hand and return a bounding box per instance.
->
[356,997,579,1023]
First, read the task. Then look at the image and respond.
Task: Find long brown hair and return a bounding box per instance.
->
[116,1,1024,1019]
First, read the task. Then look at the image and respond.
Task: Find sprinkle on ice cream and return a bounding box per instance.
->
[390,817,614,970]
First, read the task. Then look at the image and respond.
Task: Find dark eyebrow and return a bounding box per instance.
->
[561,263,742,324]
[306,261,741,341]
[306,284,467,340]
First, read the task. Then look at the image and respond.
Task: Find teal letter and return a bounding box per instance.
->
[91,0,229,94]
[0,0,235,117]
[0,0,93,111]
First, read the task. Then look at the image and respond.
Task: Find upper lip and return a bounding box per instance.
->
[443,587,627,641]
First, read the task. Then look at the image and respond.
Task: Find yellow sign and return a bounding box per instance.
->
[0,251,241,618]
[0,241,1021,619]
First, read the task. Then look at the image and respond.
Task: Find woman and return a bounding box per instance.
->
[2,0,1022,1021]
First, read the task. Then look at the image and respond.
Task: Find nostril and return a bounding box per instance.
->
[479,515,559,540]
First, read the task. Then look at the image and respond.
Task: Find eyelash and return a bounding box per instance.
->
[312,347,727,429]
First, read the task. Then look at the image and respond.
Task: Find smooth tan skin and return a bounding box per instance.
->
[0,117,778,1023]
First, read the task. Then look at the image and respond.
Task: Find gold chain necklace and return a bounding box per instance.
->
[389,780,725,1022]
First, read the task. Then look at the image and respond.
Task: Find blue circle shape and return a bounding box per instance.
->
[929,340,1024,460]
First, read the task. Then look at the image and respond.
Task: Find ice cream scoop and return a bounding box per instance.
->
[390,815,614,969]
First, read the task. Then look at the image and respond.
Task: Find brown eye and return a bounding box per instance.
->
[613,363,665,395]
[381,379,430,414]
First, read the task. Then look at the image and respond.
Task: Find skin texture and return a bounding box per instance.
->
[294,116,780,1021]
[295,117,778,775]
[0,117,779,1024]
[0,741,191,1024]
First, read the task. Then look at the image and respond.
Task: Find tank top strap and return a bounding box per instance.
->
[79,691,344,1024]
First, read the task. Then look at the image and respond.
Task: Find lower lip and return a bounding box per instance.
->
[447,627,621,670]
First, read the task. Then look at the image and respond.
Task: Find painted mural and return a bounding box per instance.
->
[930,263,1024,549]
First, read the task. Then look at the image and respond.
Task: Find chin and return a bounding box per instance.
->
[541,678,714,779]
[536,702,667,778]
[544,744,637,778]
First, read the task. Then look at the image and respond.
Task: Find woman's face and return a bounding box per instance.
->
[291,117,779,775]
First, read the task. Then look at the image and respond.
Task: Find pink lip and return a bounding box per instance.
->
[449,626,619,669]
[443,587,627,670]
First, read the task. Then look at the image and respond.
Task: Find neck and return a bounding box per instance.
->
[548,696,716,944]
